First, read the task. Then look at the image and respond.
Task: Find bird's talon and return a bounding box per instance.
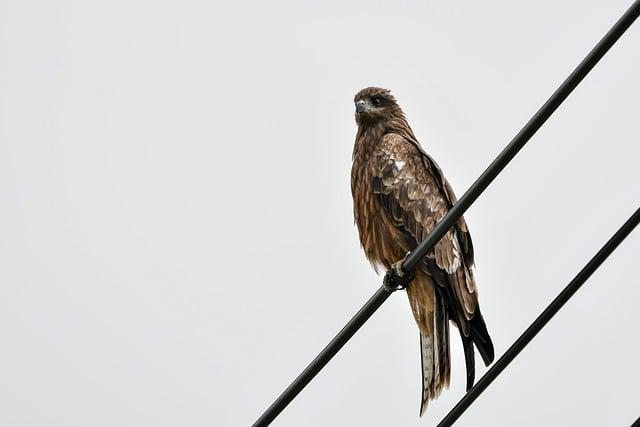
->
[383,254,414,291]
[392,260,406,277]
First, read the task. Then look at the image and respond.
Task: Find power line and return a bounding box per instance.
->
[438,206,640,426]
[402,0,640,274]
[252,1,640,425]
[253,287,393,427]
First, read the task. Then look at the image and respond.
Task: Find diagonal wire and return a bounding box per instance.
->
[438,206,640,426]
[402,0,640,273]
[252,1,640,425]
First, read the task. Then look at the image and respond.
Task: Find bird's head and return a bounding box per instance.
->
[353,87,403,126]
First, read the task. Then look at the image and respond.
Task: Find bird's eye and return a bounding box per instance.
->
[372,97,382,106]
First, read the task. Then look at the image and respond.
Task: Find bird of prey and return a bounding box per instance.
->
[350,87,494,415]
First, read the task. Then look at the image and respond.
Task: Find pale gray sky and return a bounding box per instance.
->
[1,1,639,426]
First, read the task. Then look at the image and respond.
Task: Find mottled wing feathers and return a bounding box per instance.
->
[371,133,478,327]
[410,138,475,268]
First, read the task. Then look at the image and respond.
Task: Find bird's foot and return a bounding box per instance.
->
[383,253,415,291]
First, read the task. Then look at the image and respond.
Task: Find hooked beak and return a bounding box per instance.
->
[355,100,367,114]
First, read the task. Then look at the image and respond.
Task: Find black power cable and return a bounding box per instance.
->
[438,207,640,426]
[253,1,640,425]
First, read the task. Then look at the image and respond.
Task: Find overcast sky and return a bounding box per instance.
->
[1,1,639,426]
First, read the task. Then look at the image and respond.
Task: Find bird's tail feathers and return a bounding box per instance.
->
[418,293,451,417]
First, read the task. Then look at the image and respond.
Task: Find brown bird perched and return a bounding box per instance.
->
[350,87,494,415]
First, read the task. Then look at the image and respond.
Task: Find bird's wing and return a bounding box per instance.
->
[405,135,474,267]
[371,133,478,323]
